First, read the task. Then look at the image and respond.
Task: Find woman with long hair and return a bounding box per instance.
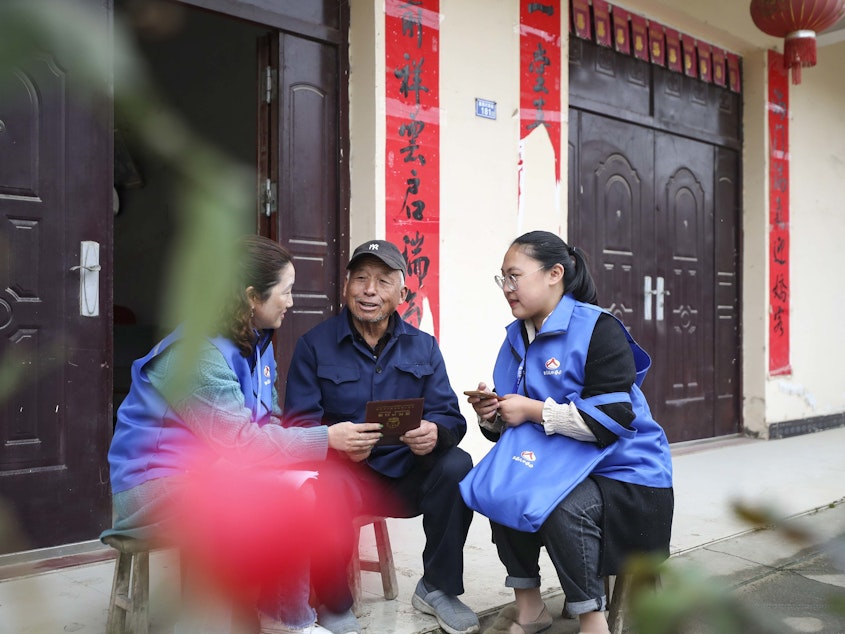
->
[104,235,382,634]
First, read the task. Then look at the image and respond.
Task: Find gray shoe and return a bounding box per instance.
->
[411,578,480,634]
[315,606,361,634]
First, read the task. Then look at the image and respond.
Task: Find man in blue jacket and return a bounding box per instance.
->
[284,239,478,634]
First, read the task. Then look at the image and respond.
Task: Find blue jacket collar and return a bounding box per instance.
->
[506,293,576,351]
[539,293,577,334]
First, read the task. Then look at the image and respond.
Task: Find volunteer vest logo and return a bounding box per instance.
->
[543,356,562,376]
[512,448,536,468]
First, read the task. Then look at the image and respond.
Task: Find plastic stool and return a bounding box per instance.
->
[348,516,398,615]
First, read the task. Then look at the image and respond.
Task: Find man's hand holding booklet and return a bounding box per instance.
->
[365,397,424,446]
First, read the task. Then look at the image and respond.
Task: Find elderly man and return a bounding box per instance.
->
[284,239,478,634]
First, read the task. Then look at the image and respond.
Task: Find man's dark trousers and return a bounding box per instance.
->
[311,446,474,611]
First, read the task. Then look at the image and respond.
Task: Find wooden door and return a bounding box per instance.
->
[569,37,741,443]
[651,133,716,441]
[570,112,654,334]
[260,32,345,403]
[0,1,113,547]
[570,111,737,442]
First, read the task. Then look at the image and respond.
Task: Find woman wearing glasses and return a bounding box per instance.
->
[465,230,673,634]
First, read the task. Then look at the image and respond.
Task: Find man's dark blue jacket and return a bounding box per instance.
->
[283,307,466,477]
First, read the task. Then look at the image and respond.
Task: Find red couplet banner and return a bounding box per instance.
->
[767,50,791,376]
[385,0,441,337]
[520,0,562,184]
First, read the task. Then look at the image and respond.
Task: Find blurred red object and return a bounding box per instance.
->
[147,442,398,608]
[175,464,319,599]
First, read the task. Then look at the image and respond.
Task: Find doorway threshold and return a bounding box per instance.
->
[0,539,114,582]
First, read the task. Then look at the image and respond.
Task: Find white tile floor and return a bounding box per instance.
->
[1,426,844,633]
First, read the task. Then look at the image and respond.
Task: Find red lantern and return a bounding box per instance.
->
[750,0,845,84]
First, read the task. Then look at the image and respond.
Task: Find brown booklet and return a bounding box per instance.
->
[365,397,424,446]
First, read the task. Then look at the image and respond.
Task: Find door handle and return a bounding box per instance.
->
[644,275,670,322]
[655,275,667,322]
[71,241,100,317]
[644,275,655,321]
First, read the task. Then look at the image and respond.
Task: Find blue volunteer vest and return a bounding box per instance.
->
[491,294,672,488]
[108,328,276,494]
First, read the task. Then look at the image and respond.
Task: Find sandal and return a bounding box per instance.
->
[483,604,553,634]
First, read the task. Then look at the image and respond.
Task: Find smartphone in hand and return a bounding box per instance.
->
[463,390,502,400]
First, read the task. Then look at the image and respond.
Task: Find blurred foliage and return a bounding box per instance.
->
[621,501,845,633]
[0,0,253,400]
[624,554,787,634]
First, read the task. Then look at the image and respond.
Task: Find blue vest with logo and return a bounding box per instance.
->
[491,294,672,488]
[108,328,276,494]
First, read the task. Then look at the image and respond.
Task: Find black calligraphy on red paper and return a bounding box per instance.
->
[386,0,440,335]
[519,0,562,188]
[768,50,790,375]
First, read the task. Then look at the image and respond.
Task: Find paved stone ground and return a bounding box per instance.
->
[474,524,845,634]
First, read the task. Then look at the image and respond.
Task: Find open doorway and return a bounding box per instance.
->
[112,2,265,415]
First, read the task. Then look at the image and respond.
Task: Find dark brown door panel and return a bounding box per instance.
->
[569,39,741,442]
[0,1,112,547]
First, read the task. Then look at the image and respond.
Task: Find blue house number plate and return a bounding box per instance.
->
[475,98,496,120]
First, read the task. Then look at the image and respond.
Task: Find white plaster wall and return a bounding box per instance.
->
[348,0,382,246]
[765,40,845,422]
[432,1,576,460]
[740,48,770,437]
[437,0,523,460]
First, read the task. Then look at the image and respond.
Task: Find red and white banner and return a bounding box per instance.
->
[648,21,665,66]
[385,0,441,336]
[665,28,682,73]
[682,35,697,77]
[697,42,712,82]
[566,1,741,91]
[630,14,648,61]
[612,7,631,54]
[571,0,591,39]
[520,0,562,183]
[767,50,791,375]
[712,46,727,87]
[593,0,612,48]
[727,52,742,93]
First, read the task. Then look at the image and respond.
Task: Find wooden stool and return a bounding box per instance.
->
[606,574,629,634]
[606,573,660,634]
[348,516,398,615]
[102,535,154,634]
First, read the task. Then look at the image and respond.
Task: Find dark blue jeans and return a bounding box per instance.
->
[490,477,607,615]
[312,446,474,612]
